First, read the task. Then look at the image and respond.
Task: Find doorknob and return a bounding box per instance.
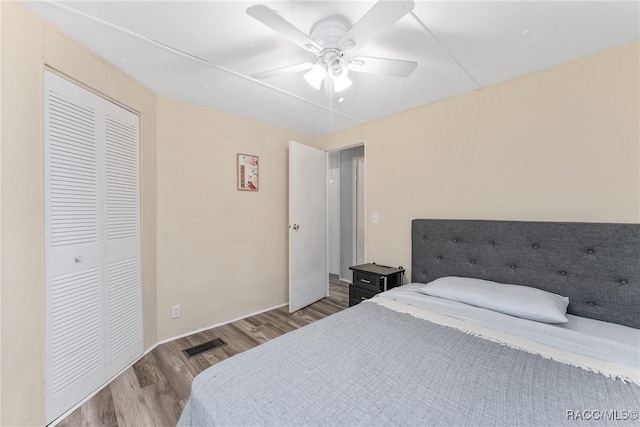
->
[291,224,300,230]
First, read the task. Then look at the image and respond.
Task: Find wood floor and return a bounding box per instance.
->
[56,280,349,427]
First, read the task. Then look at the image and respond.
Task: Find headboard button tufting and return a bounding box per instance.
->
[453,238,458,243]
[587,248,595,254]
[489,241,496,246]
[510,265,516,269]
[620,279,628,285]
[588,302,596,307]
[437,256,443,261]
[470,260,476,264]
[423,235,427,241]
[559,271,567,276]
[532,244,539,249]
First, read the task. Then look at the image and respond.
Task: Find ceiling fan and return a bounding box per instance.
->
[247,1,418,93]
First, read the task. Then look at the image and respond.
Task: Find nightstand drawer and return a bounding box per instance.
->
[349,284,378,306]
[353,271,383,292]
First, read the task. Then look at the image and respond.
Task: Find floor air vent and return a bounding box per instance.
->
[182,338,228,358]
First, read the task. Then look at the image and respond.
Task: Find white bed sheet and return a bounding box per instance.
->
[379,283,640,369]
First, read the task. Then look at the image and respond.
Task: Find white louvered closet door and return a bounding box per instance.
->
[45,72,106,424]
[102,100,142,379]
[44,71,142,424]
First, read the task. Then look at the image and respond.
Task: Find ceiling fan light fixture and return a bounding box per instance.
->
[303,64,326,90]
[332,74,352,93]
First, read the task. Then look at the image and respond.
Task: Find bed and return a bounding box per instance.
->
[178,219,640,426]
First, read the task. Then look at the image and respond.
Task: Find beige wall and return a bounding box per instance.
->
[2,1,638,425]
[156,98,315,339]
[0,3,157,425]
[0,2,3,424]
[319,42,640,279]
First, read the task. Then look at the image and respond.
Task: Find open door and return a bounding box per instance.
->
[289,141,327,312]
[354,156,365,265]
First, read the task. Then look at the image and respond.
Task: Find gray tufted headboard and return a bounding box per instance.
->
[412,219,640,329]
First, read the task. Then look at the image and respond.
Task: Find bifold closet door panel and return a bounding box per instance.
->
[45,71,142,423]
[45,71,106,423]
[102,100,142,379]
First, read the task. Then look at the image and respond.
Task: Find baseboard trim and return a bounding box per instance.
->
[48,301,289,427]
[156,302,289,345]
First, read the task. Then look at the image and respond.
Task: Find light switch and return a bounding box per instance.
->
[372,212,379,223]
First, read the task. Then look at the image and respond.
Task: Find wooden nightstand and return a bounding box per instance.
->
[348,263,405,307]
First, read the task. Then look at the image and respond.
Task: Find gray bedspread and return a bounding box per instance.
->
[177,302,639,426]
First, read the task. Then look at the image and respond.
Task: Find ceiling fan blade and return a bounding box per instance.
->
[250,62,314,79]
[247,5,322,53]
[349,56,417,77]
[339,0,415,52]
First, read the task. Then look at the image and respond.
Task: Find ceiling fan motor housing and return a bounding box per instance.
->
[310,17,351,77]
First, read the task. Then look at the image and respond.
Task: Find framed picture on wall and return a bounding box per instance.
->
[237,153,259,191]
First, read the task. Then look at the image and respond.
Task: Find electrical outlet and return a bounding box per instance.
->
[171,304,181,319]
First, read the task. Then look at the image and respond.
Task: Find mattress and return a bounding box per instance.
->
[382,284,640,368]
[177,287,639,426]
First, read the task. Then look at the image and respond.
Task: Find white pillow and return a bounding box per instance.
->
[417,276,570,323]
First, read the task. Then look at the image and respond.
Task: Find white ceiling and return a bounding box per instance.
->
[23,1,640,136]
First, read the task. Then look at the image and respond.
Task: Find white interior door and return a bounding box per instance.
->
[102,102,142,379]
[289,141,327,312]
[355,157,365,265]
[45,71,106,423]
